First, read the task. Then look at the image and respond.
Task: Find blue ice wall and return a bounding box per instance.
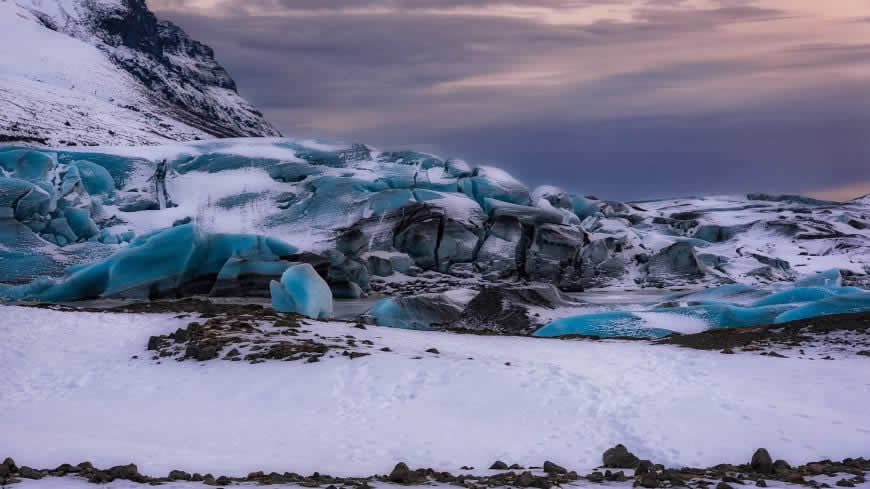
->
[0,224,298,301]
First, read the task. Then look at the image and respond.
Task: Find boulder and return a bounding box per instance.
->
[602,444,641,468]
[751,448,774,474]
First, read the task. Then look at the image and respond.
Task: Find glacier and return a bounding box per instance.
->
[0,224,297,302]
[0,138,868,335]
[535,269,869,338]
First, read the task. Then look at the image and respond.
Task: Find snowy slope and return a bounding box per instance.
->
[1,304,869,477]
[0,0,279,146]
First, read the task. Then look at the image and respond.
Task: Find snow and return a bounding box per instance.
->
[0,0,277,146]
[12,476,870,489]
[2,305,869,478]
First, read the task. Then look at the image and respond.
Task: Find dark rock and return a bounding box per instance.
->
[636,460,655,476]
[756,480,767,487]
[0,463,9,479]
[836,480,855,488]
[2,458,17,473]
[751,449,774,474]
[52,463,76,475]
[517,471,535,487]
[147,335,164,350]
[773,460,791,474]
[186,341,221,361]
[425,348,440,354]
[639,471,659,488]
[169,470,192,481]
[543,461,567,474]
[458,283,577,334]
[489,461,509,470]
[18,466,43,480]
[109,463,144,482]
[587,471,605,483]
[717,483,735,489]
[603,444,641,468]
[389,462,413,484]
[88,470,114,483]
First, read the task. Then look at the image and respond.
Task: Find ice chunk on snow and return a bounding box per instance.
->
[270,263,334,319]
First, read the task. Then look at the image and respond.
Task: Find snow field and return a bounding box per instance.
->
[1,305,869,478]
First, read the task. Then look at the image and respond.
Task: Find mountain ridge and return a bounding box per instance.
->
[0,0,279,146]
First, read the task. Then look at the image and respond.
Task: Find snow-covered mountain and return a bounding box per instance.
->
[0,0,280,146]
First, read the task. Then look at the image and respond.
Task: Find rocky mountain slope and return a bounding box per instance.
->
[0,0,280,146]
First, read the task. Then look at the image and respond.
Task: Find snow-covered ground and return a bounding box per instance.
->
[10,476,870,489]
[2,305,869,479]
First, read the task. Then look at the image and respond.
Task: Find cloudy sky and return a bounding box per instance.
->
[148,0,870,200]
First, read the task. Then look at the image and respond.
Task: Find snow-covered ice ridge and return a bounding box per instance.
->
[0,0,280,147]
[1,137,868,294]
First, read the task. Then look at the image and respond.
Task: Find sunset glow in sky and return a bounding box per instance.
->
[149,0,870,200]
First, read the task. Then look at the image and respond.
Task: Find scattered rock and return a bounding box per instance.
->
[587,471,605,483]
[639,471,659,488]
[2,457,17,473]
[636,460,655,476]
[426,348,440,354]
[489,461,509,470]
[603,444,641,468]
[169,469,192,481]
[751,448,775,474]
[543,461,567,474]
[717,483,734,489]
[389,462,413,484]
[18,466,43,480]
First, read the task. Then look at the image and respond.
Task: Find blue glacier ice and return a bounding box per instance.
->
[533,312,674,338]
[794,268,843,288]
[269,263,334,319]
[664,283,761,304]
[534,302,794,338]
[774,292,870,323]
[0,224,298,302]
[752,286,864,307]
[70,160,115,196]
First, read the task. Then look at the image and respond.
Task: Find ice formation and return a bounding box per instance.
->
[534,269,869,338]
[270,263,334,319]
[0,139,868,332]
[0,224,297,302]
